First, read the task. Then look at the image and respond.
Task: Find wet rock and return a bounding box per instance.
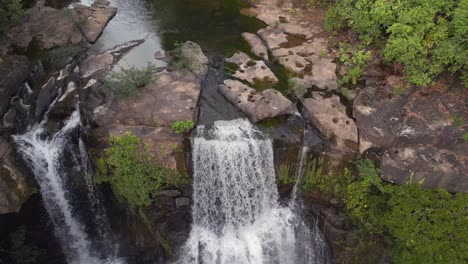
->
[0,55,31,116]
[154,50,167,60]
[381,145,468,193]
[257,27,288,50]
[175,197,190,208]
[179,41,209,79]
[160,190,182,197]
[241,32,269,61]
[301,93,358,154]
[219,79,297,123]
[35,77,60,120]
[226,52,278,85]
[74,0,117,43]
[49,81,79,120]
[0,137,33,214]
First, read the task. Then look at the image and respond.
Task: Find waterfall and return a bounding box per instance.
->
[13,109,123,264]
[179,119,331,264]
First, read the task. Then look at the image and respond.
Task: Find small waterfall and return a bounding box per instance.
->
[290,145,309,208]
[13,109,123,264]
[179,119,331,264]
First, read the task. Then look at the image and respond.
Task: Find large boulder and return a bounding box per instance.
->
[301,92,358,154]
[179,41,209,79]
[219,79,297,123]
[0,55,30,116]
[74,0,117,43]
[0,137,33,214]
[381,145,468,193]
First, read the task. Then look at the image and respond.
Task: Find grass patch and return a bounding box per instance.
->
[171,120,194,134]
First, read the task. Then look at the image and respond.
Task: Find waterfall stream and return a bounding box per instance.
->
[179,119,331,264]
[13,109,123,264]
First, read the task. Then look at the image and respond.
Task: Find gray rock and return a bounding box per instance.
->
[160,190,182,197]
[175,197,190,207]
[257,27,288,50]
[80,53,114,79]
[71,0,117,43]
[381,145,468,193]
[35,77,59,120]
[219,79,297,123]
[302,92,358,154]
[0,55,31,116]
[241,32,269,61]
[179,41,209,79]
[226,52,278,85]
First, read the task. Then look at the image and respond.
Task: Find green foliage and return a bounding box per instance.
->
[462,133,468,143]
[0,0,26,35]
[277,163,296,185]
[326,0,468,86]
[338,43,372,85]
[451,114,465,126]
[63,9,87,30]
[0,226,45,264]
[171,120,194,134]
[340,87,355,101]
[344,159,468,264]
[170,42,193,71]
[104,63,156,97]
[96,132,184,209]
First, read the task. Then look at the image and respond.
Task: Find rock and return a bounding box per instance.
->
[0,137,32,214]
[175,197,190,208]
[257,27,288,50]
[226,52,278,85]
[0,55,31,116]
[241,32,269,60]
[301,93,358,154]
[381,145,468,193]
[160,190,182,197]
[219,79,297,123]
[74,0,117,43]
[278,23,322,39]
[80,53,114,79]
[154,50,167,60]
[49,81,79,120]
[179,41,209,79]
[35,77,59,120]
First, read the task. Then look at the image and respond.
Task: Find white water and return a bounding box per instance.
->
[179,119,331,264]
[13,110,124,264]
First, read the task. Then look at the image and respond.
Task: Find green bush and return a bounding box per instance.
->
[171,120,194,134]
[326,0,468,86]
[104,63,156,97]
[96,132,184,209]
[344,159,468,264]
[338,43,372,85]
[0,0,26,35]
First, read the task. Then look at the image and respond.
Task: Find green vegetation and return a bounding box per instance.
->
[451,114,465,126]
[302,158,468,263]
[169,42,193,71]
[338,43,372,85]
[96,132,186,210]
[326,0,468,86]
[277,163,296,185]
[0,0,26,35]
[171,120,194,134]
[104,63,156,97]
[63,9,87,31]
[0,227,44,264]
[462,133,468,143]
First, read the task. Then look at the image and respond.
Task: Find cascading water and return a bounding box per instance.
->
[179,119,331,264]
[13,109,123,264]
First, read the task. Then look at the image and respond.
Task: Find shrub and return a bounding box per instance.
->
[104,63,156,97]
[96,132,184,209]
[0,0,26,35]
[326,0,468,86]
[171,120,194,134]
[277,163,296,185]
[338,43,372,85]
[344,159,468,263]
[0,226,45,264]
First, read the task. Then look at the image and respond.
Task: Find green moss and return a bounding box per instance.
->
[171,120,194,134]
[0,0,26,35]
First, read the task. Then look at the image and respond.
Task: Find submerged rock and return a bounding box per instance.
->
[219,79,297,123]
[241,32,269,61]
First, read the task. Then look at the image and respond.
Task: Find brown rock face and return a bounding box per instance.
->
[74,0,117,43]
[0,55,30,115]
[219,79,297,123]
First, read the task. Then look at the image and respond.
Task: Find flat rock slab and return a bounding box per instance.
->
[226,52,278,85]
[302,92,358,154]
[381,145,468,193]
[241,32,269,61]
[219,79,297,123]
[74,0,117,43]
[257,27,288,50]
